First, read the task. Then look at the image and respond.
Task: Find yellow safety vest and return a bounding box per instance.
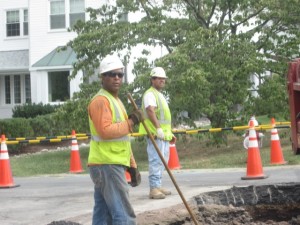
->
[139,87,173,141]
[88,89,131,166]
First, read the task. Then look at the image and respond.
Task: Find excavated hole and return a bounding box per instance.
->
[48,183,300,225]
[195,182,300,224]
[136,182,300,225]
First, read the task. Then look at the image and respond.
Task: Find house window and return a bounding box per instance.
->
[48,71,70,102]
[6,9,28,37]
[4,74,31,105]
[23,9,28,36]
[70,0,85,27]
[25,74,31,103]
[50,0,85,30]
[5,76,11,104]
[50,0,66,29]
[14,75,21,104]
[6,10,20,37]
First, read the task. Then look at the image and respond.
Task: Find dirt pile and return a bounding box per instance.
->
[48,183,300,225]
[136,182,300,225]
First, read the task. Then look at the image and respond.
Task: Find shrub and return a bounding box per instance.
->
[0,118,33,138]
[12,102,59,118]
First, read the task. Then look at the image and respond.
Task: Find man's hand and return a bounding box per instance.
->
[170,135,177,144]
[129,109,143,126]
[156,128,165,140]
[127,167,141,187]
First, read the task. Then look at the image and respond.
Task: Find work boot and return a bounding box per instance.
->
[149,188,165,199]
[158,187,171,195]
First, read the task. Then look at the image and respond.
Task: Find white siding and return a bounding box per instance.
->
[0,0,29,51]
[29,0,76,66]
[29,0,104,66]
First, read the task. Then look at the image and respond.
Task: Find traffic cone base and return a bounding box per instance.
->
[168,143,181,170]
[70,130,84,173]
[270,119,287,165]
[0,134,20,188]
[270,139,287,165]
[241,175,268,180]
[241,121,268,180]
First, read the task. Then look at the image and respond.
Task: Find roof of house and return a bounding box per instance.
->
[0,50,29,72]
[32,46,77,68]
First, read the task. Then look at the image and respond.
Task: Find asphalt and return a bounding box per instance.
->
[1,165,300,225]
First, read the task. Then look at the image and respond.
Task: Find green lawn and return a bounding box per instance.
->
[9,128,300,177]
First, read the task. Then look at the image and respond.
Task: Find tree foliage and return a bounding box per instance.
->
[63,0,300,144]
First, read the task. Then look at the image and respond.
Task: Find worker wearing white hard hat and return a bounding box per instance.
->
[99,54,125,74]
[87,54,142,224]
[139,67,176,199]
[150,66,168,78]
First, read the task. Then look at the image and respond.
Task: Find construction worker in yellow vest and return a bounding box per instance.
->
[88,54,143,225]
[139,67,176,199]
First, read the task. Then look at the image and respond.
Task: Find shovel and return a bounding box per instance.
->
[127,93,200,225]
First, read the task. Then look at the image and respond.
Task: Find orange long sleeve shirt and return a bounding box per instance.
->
[88,95,137,167]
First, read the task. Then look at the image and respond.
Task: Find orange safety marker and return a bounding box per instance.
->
[270,118,287,165]
[168,143,181,170]
[241,121,268,180]
[125,170,131,183]
[0,134,20,188]
[69,130,84,173]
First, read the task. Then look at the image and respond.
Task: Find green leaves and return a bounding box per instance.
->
[63,0,297,145]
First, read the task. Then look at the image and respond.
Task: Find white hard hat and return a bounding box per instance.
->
[99,54,124,74]
[150,67,167,78]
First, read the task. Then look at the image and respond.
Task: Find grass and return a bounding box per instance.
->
[9,128,300,177]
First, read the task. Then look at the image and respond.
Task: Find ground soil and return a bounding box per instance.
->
[135,183,300,225]
[136,203,300,225]
[49,202,300,225]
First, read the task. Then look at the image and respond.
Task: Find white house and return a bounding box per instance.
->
[0,0,106,119]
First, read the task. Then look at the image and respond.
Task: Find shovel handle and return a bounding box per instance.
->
[127,93,200,225]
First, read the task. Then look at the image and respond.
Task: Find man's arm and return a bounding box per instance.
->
[146,105,160,128]
[88,96,133,139]
[144,95,164,139]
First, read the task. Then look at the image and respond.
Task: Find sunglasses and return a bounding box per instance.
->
[103,72,124,78]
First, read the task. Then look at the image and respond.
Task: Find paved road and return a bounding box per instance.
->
[1,165,300,225]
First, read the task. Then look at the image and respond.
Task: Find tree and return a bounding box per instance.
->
[64,0,300,144]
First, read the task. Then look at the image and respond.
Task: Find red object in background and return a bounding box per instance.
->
[287,59,300,154]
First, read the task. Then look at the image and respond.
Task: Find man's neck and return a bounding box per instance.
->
[103,88,118,98]
[152,86,161,92]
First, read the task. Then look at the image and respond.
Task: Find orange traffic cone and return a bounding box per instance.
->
[270,118,287,165]
[241,121,268,180]
[125,170,131,183]
[0,134,20,188]
[168,143,181,170]
[69,130,84,173]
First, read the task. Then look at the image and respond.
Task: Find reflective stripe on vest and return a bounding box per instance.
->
[91,135,129,142]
